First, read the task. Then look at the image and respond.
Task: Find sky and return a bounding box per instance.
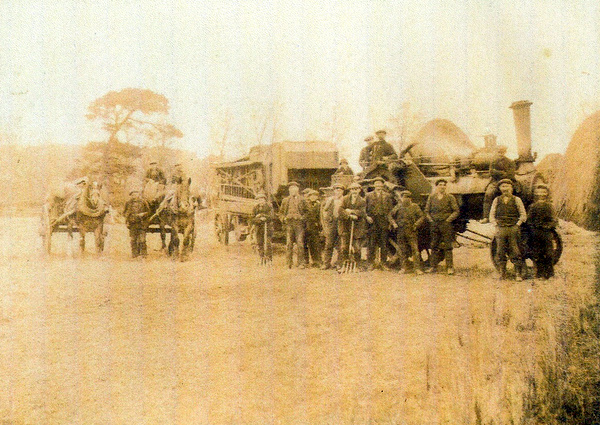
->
[1,0,599,164]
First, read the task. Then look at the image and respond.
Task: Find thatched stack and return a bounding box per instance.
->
[552,111,600,230]
[409,119,476,163]
[536,153,564,190]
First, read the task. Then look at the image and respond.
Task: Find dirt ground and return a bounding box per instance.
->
[0,212,596,424]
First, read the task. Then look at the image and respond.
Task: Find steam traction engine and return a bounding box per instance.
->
[372,100,562,265]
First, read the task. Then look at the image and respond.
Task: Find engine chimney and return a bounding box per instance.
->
[510,100,534,162]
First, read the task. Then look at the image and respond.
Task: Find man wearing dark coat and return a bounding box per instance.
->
[389,190,426,274]
[424,179,460,275]
[339,182,367,269]
[365,177,394,269]
[252,193,274,262]
[527,184,557,279]
[123,189,150,258]
[145,161,167,185]
[304,189,323,268]
[280,181,308,268]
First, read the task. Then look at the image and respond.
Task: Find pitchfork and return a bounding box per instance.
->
[340,220,358,273]
[260,220,272,266]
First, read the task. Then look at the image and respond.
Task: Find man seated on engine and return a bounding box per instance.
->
[481,145,516,223]
[363,130,399,182]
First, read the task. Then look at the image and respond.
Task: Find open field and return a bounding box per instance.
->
[0,213,597,424]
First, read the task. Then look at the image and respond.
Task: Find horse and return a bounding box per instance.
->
[143,179,168,251]
[67,182,109,254]
[157,178,196,260]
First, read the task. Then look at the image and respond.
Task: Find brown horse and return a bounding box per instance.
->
[158,178,196,260]
[67,182,108,254]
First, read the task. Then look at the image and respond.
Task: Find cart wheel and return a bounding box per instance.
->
[550,229,563,265]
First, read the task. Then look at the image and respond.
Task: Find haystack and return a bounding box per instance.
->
[409,119,476,163]
[536,153,564,189]
[553,111,600,230]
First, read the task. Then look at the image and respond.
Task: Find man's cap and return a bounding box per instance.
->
[498,178,513,186]
[288,181,300,188]
[364,136,374,142]
[308,189,319,196]
[129,189,140,195]
[401,190,412,197]
[333,183,345,190]
[435,178,448,186]
[375,129,387,135]
[373,177,385,184]
[255,193,267,200]
[340,158,349,164]
[349,182,361,190]
[302,188,312,195]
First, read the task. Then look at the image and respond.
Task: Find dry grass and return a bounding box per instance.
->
[0,215,597,424]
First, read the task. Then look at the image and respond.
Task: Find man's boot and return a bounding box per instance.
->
[445,250,454,275]
[140,241,148,258]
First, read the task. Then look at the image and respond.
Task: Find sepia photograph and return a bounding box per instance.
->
[1,1,599,424]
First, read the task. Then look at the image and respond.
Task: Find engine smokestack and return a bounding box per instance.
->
[510,100,534,162]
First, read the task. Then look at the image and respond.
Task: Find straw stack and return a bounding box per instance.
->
[552,111,600,230]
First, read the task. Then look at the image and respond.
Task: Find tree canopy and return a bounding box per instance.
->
[86,88,172,144]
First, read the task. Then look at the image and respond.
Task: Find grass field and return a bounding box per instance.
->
[0,214,597,424]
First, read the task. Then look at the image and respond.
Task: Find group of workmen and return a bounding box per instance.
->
[253,176,459,275]
[252,130,559,280]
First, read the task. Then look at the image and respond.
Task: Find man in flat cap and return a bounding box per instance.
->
[424,178,459,275]
[389,189,425,274]
[370,130,398,165]
[321,183,345,269]
[339,182,367,269]
[334,158,354,176]
[481,145,517,223]
[359,136,375,170]
[170,163,186,185]
[363,130,399,182]
[489,178,527,280]
[280,181,308,268]
[304,189,323,268]
[526,184,558,279]
[123,188,150,258]
[145,160,167,185]
[252,192,274,262]
[366,177,394,270]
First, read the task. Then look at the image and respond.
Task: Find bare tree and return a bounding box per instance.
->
[210,108,235,159]
[250,99,283,146]
[387,102,424,152]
